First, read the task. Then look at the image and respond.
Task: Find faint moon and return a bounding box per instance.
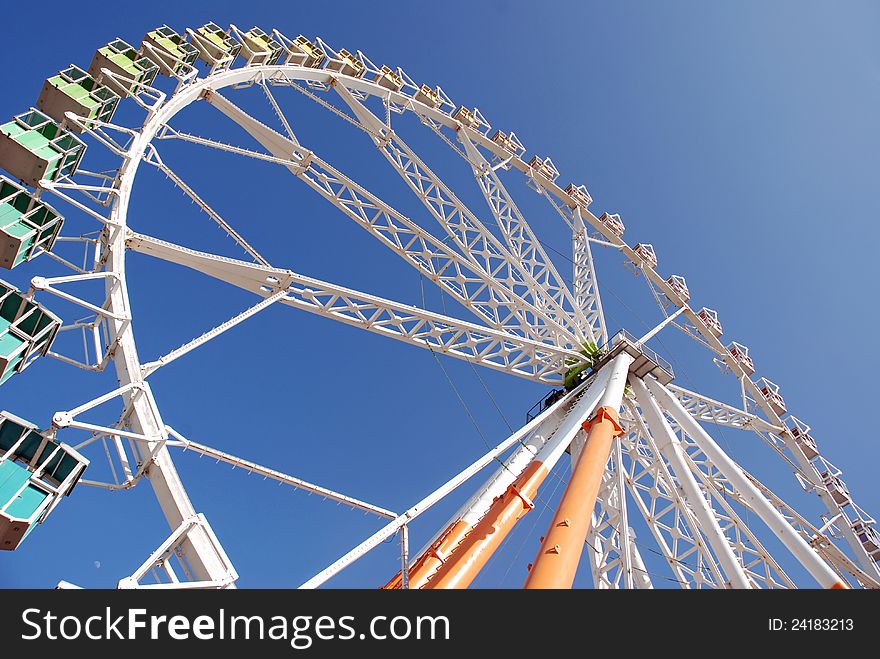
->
[94,561,101,569]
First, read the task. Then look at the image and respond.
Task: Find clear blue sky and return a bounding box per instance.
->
[1,1,878,588]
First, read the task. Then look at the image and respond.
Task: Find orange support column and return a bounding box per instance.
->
[382,519,472,590]
[523,405,624,589]
[424,461,549,589]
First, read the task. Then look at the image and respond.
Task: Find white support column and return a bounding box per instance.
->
[613,437,635,588]
[630,377,752,588]
[645,376,849,589]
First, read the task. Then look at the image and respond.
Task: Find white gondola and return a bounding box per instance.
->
[727,341,755,376]
[697,307,723,338]
[756,377,786,416]
[665,274,689,304]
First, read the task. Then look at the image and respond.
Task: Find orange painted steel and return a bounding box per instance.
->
[523,406,623,589]
[424,460,549,589]
[382,519,472,589]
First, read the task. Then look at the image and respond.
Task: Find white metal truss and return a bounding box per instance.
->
[117,513,237,589]
[200,89,573,346]
[656,410,870,587]
[456,127,594,344]
[126,231,581,384]
[629,377,752,588]
[631,379,795,588]
[681,455,795,589]
[331,81,580,348]
[646,377,848,588]
[667,383,783,434]
[741,470,880,588]
[571,209,608,345]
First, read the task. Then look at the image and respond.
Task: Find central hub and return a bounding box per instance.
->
[590,329,674,386]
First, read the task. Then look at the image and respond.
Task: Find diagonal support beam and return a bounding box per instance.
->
[200,88,565,346]
[300,390,580,589]
[667,384,783,434]
[619,404,727,588]
[331,81,580,347]
[630,377,752,588]
[126,231,582,384]
[645,376,849,589]
[456,129,592,344]
[571,209,608,345]
[166,428,395,519]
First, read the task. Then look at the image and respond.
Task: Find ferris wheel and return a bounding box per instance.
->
[0,21,877,590]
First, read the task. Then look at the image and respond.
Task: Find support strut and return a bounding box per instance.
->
[644,376,849,589]
[422,368,613,589]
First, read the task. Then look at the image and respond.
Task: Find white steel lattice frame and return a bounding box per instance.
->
[5,31,875,590]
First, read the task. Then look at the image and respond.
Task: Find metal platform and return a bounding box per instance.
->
[593,329,675,386]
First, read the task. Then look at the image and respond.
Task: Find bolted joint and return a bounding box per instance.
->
[581,405,624,436]
[505,483,535,511]
[52,411,73,428]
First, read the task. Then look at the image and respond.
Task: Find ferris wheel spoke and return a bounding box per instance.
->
[663,410,873,587]
[165,427,396,519]
[200,89,570,345]
[571,210,608,346]
[142,144,270,265]
[140,289,289,377]
[126,231,580,384]
[666,384,783,434]
[156,123,304,167]
[455,129,593,342]
[740,470,880,588]
[164,120,532,336]
[510,179,608,345]
[257,74,300,145]
[330,81,579,346]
